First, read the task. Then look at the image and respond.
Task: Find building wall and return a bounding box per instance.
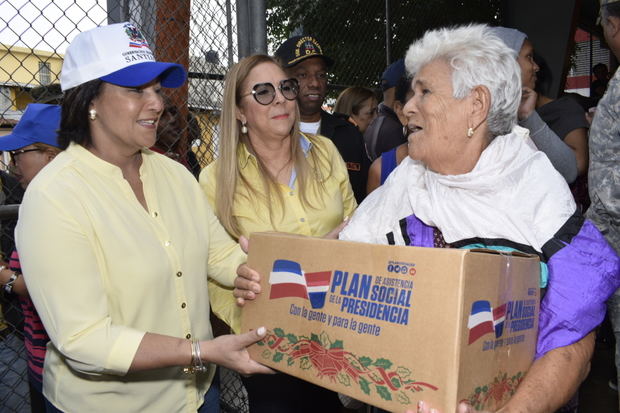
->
[192,111,219,167]
[0,44,63,110]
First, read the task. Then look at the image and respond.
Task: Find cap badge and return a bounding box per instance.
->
[124,23,149,49]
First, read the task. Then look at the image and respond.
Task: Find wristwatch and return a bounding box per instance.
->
[3,272,19,294]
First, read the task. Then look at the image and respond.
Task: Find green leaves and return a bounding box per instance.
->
[330,339,344,349]
[359,377,371,395]
[373,358,393,370]
[359,356,373,368]
[376,385,392,401]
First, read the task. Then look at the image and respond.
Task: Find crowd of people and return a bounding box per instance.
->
[0,1,619,412]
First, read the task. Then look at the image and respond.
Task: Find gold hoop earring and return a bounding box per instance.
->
[89,109,97,121]
[467,127,474,137]
[241,122,248,134]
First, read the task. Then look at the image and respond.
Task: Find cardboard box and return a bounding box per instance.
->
[242,232,540,412]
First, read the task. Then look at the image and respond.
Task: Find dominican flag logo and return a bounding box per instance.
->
[269,260,308,300]
[268,260,332,309]
[467,300,507,344]
[493,303,507,338]
[305,271,331,309]
[467,301,495,344]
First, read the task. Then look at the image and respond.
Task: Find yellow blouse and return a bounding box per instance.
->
[16,143,245,412]
[200,133,357,332]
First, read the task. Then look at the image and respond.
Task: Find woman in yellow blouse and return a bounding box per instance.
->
[15,23,271,413]
[199,54,356,413]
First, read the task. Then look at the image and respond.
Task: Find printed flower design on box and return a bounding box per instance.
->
[464,371,524,410]
[257,328,438,405]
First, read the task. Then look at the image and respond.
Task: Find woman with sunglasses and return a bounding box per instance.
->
[14,23,272,413]
[200,54,356,412]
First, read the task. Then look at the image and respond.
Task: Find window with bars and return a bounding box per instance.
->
[38,61,51,85]
[0,86,11,112]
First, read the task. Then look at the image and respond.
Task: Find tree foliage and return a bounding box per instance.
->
[267,0,503,92]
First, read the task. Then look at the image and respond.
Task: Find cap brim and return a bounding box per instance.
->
[0,133,39,151]
[284,54,334,68]
[100,62,187,88]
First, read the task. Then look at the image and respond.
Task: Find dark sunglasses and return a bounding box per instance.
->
[9,148,42,163]
[243,78,299,105]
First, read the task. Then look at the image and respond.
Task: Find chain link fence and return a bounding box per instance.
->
[267,0,503,100]
[0,1,505,411]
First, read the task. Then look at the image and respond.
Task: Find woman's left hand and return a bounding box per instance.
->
[518,86,537,121]
[234,263,261,306]
[234,235,261,306]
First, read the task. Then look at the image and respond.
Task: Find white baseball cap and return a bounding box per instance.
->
[60,22,186,91]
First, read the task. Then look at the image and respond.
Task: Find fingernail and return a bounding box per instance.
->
[257,326,266,336]
[430,409,438,413]
[417,401,424,413]
[344,216,349,222]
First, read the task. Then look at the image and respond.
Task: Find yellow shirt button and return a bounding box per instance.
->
[176,271,182,277]
[181,302,186,309]
[164,241,171,246]
[186,333,191,339]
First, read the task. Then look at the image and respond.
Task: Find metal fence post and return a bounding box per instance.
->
[236,0,250,59]
[385,0,391,66]
[236,0,266,58]
[107,0,129,24]
[249,0,267,55]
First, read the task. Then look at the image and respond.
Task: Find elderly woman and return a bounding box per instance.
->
[15,22,271,413]
[333,86,379,134]
[201,54,355,413]
[236,24,619,413]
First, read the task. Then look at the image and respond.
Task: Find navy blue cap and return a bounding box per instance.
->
[275,35,334,68]
[381,59,405,91]
[0,104,61,150]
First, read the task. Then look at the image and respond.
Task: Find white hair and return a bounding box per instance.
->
[405,24,521,137]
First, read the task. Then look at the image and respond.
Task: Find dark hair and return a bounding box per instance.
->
[58,79,104,149]
[593,63,608,72]
[394,75,412,105]
[155,96,182,153]
[602,2,620,19]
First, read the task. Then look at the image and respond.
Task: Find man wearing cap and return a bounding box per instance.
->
[275,35,370,204]
[590,0,620,402]
[0,103,61,412]
[364,59,408,160]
